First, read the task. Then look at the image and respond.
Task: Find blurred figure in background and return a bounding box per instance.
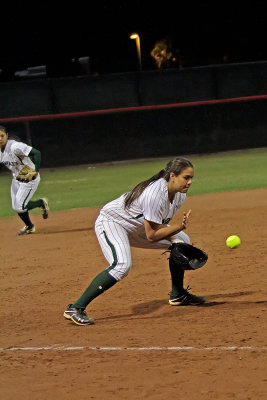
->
[0,125,49,235]
[151,37,182,69]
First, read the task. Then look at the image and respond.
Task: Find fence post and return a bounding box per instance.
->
[25,120,32,145]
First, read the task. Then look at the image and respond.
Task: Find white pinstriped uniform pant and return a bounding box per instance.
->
[10,175,40,213]
[95,214,190,281]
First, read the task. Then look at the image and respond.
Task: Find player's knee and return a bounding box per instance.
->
[110,260,132,281]
[13,203,26,213]
[119,260,132,279]
[181,232,190,244]
[171,231,190,245]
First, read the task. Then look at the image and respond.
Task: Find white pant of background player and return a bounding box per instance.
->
[95,215,190,281]
[10,174,40,213]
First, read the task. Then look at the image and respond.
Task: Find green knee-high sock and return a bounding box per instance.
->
[26,199,43,210]
[72,269,117,309]
[169,259,185,297]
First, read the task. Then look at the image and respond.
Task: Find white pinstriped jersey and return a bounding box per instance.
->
[0,140,34,178]
[100,178,186,235]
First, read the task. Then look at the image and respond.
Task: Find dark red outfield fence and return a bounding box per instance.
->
[0,94,266,123]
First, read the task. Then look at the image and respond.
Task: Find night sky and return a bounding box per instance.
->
[1,1,266,78]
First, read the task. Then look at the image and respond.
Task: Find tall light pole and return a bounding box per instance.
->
[130,33,142,71]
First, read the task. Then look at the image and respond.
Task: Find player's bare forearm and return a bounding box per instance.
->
[144,210,191,242]
[147,224,184,242]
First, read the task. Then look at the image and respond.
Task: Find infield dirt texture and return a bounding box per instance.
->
[1,188,266,399]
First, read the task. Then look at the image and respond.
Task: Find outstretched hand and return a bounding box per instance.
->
[144,209,192,242]
[181,209,191,230]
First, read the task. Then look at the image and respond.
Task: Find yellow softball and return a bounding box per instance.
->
[226,235,241,249]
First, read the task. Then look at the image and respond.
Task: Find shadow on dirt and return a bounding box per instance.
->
[97,291,266,322]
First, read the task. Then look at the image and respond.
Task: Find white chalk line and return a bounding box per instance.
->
[1,345,266,352]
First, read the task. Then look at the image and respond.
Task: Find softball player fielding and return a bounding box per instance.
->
[64,157,205,326]
[0,125,49,235]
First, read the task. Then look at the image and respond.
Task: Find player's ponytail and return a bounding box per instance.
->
[124,169,165,209]
[124,157,193,209]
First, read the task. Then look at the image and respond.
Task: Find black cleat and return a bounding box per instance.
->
[63,304,94,325]
[41,198,49,219]
[169,287,206,306]
[18,225,36,235]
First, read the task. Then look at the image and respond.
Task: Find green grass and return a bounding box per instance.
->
[0,148,266,218]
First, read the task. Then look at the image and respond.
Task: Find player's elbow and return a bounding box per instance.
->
[144,220,161,242]
[146,233,157,242]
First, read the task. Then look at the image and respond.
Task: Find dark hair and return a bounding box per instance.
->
[0,125,21,142]
[124,157,193,209]
[0,125,7,133]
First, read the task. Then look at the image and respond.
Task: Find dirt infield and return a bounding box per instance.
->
[1,188,266,400]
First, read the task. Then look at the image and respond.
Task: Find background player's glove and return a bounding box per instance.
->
[168,242,208,270]
[16,165,38,183]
